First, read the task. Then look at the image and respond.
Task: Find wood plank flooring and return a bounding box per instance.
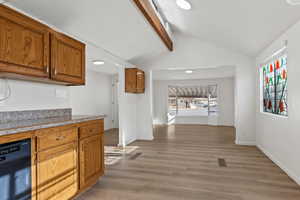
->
[77,124,300,200]
[104,128,119,146]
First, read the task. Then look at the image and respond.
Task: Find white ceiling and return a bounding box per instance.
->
[155,0,300,56]
[6,0,168,62]
[153,66,235,80]
[87,62,118,75]
[5,0,300,75]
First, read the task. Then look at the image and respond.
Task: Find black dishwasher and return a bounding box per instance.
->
[0,139,31,200]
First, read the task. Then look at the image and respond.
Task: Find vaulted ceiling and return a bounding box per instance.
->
[155,0,300,57]
[5,0,300,66]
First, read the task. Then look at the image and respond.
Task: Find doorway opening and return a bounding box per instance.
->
[168,85,218,124]
[104,74,120,147]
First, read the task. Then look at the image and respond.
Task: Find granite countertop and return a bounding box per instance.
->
[0,115,105,136]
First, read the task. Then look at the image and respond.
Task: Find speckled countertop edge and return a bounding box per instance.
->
[0,115,106,137]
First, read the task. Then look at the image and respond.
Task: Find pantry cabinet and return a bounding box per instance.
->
[0,5,85,85]
[125,68,145,93]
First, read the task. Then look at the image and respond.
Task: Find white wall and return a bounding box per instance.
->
[118,68,138,146]
[70,70,113,131]
[0,79,69,111]
[0,70,114,131]
[152,78,235,126]
[256,20,300,185]
[0,66,138,146]
[0,4,140,147]
[136,70,154,140]
[86,45,140,146]
[111,74,119,129]
[135,33,256,144]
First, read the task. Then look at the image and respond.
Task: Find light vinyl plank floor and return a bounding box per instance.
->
[77,125,300,200]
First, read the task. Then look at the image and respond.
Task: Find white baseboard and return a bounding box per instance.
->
[123,137,137,146]
[258,144,300,186]
[235,140,256,146]
[137,135,154,141]
[120,136,154,147]
[153,121,167,125]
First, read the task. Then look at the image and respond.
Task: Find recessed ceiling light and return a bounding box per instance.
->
[286,0,300,5]
[185,70,193,74]
[176,0,192,10]
[93,60,105,65]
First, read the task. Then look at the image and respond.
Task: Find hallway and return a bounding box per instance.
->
[78,125,300,200]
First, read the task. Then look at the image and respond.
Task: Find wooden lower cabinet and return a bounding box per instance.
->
[0,119,104,200]
[36,142,78,200]
[34,119,104,200]
[79,134,104,190]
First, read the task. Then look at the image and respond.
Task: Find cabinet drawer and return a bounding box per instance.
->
[36,126,78,151]
[79,120,103,139]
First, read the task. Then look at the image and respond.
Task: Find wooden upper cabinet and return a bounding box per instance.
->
[136,70,145,93]
[0,5,86,85]
[125,68,145,93]
[0,5,49,78]
[50,31,85,85]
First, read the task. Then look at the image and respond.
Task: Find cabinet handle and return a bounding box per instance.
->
[56,136,65,141]
[54,68,57,75]
[45,66,49,73]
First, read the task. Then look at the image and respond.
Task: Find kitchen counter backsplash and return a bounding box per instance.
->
[0,108,72,124]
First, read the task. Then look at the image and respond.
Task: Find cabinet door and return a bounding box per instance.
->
[125,68,137,93]
[79,134,104,190]
[136,70,145,93]
[51,32,85,85]
[37,142,78,200]
[0,5,50,77]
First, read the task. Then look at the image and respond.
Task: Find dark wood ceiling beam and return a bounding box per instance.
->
[133,0,173,51]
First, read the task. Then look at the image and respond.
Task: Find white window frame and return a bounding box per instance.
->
[259,46,288,118]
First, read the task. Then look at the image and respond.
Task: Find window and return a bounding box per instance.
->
[262,54,288,116]
[168,85,218,118]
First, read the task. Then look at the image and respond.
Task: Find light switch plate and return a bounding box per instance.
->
[55,89,68,99]
[286,0,300,5]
